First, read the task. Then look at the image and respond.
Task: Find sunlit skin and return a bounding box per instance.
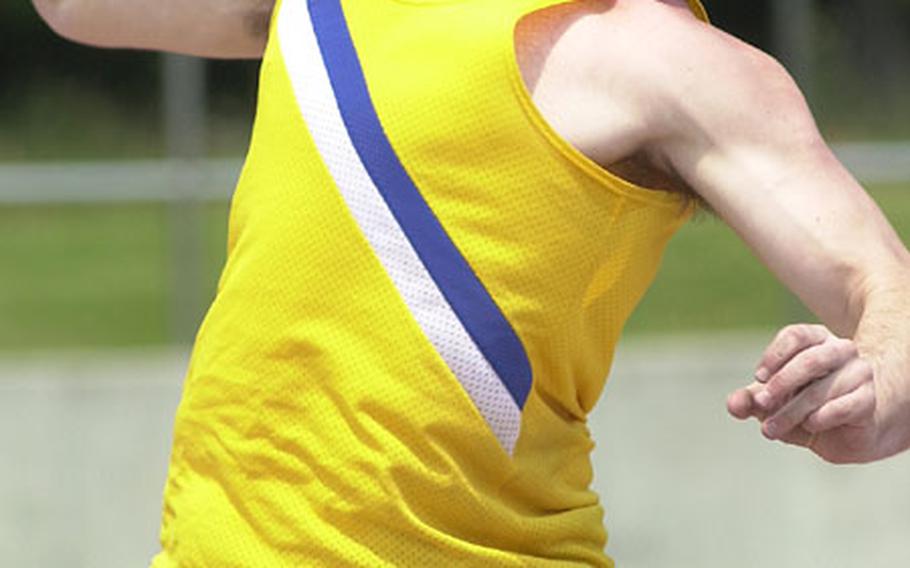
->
[32,0,910,463]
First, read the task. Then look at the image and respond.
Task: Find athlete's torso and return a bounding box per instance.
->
[153,1,703,566]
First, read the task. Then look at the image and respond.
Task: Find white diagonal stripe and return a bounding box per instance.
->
[277,0,522,453]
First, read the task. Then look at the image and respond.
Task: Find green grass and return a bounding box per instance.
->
[0,186,908,351]
[0,202,228,350]
[624,213,793,335]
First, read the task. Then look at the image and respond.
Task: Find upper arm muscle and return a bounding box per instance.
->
[630,7,910,334]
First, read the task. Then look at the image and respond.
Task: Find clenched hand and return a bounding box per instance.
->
[727,324,879,464]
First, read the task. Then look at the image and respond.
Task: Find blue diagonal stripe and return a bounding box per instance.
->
[307,0,532,409]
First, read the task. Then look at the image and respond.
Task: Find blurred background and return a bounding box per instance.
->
[0,1,908,567]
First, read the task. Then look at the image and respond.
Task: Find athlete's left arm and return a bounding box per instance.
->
[31,0,274,58]
[644,15,910,463]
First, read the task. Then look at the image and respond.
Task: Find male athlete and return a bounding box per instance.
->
[33,0,910,565]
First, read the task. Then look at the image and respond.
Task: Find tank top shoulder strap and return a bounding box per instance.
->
[686,0,710,23]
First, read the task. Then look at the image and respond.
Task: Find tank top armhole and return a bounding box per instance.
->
[502,0,709,211]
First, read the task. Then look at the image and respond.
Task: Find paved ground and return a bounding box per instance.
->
[595,334,910,567]
[1,334,908,567]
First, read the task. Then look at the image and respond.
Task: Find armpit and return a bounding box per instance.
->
[610,155,698,201]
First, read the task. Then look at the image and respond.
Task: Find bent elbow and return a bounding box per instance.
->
[33,1,84,43]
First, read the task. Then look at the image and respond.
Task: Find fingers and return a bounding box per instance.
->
[726,382,766,421]
[754,324,830,383]
[732,323,879,461]
[755,334,857,412]
[776,425,815,448]
[803,380,876,434]
[761,358,872,440]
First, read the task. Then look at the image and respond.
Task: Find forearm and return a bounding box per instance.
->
[854,273,910,459]
[653,13,910,461]
[32,0,273,58]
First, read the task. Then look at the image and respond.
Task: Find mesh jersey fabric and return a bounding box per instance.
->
[151,0,707,566]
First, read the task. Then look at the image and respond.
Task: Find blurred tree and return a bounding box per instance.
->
[831,0,910,94]
[703,1,771,49]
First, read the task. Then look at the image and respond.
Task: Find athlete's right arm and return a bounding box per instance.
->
[621,4,910,463]
[31,0,275,59]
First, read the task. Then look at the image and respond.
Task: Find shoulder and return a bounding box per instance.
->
[516,0,821,196]
[590,1,810,130]
[580,0,826,194]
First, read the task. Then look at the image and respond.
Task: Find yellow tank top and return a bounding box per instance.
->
[153,1,706,566]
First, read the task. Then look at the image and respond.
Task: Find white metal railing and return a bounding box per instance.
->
[1,143,907,205]
[832,142,910,185]
[0,158,242,204]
